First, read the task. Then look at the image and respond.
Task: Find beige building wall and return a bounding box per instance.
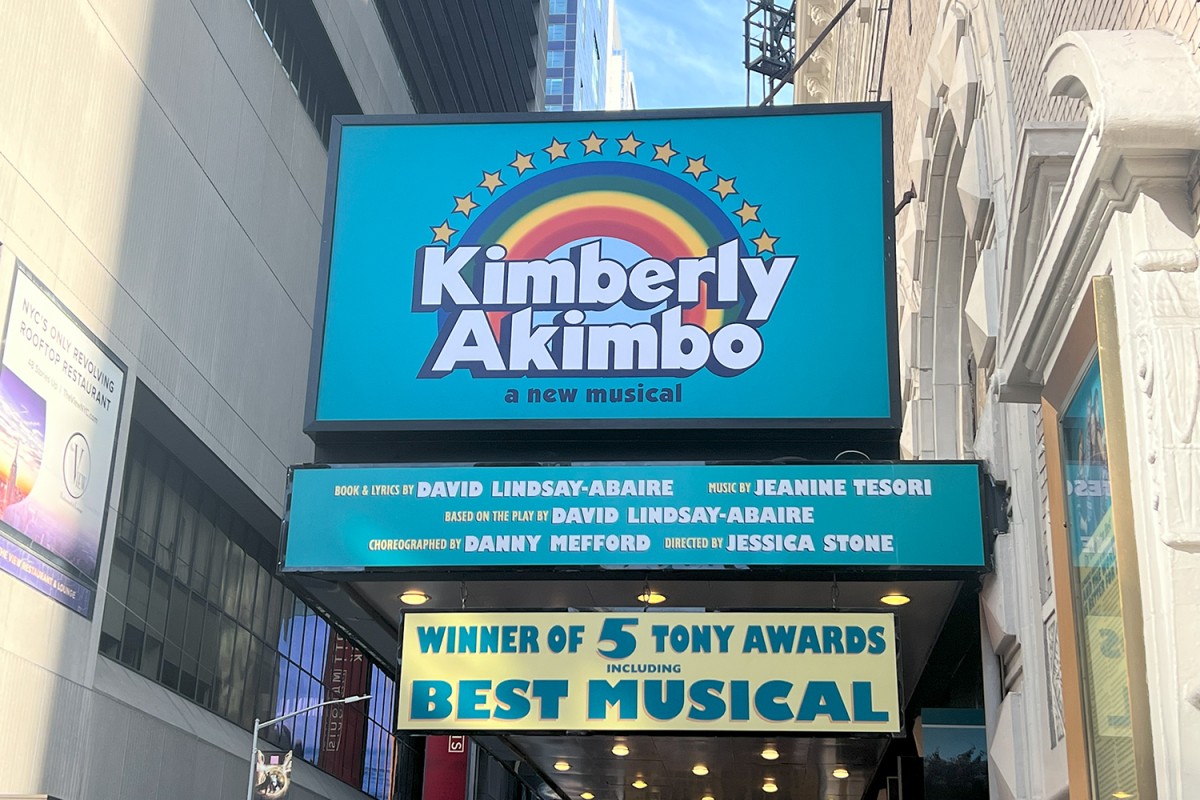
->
[798,2,1200,799]
[0,0,410,797]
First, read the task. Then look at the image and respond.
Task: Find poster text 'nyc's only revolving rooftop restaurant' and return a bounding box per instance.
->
[282,104,1001,800]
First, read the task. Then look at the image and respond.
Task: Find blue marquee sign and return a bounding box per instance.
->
[308,105,897,432]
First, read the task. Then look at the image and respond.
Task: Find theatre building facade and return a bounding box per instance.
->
[9,0,1198,799]
[793,0,1200,798]
[5,0,1001,795]
[279,91,1004,798]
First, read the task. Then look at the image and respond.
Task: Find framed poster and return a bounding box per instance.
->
[0,259,126,615]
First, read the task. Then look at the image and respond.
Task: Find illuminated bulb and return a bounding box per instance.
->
[1112,794,1133,799]
[760,747,779,761]
[762,780,778,793]
[637,589,667,605]
[581,794,594,800]
[554,761,570,772]
[880,593,911,606]
[692,765,709,776]
[702,796,714,800]
[832,768,850,779]
[399,590,429,605]
[612,743,630,756]
[632,779,648,790]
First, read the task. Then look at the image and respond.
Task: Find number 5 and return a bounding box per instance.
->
[596,617,638,659]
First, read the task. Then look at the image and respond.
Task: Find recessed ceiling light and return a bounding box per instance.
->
[692,764,709,776]
[611,743,629,756]
[581,794,594,800]
[702,795,714,800]
[1112,793,1133,799]
[762,780,778,793]
[832,768,850,779]
[399,590,429,605]
[554,761,571,772]
[637,589,667,604]
[632,779,648,789]
[760,746,779,761]
[880,593,911,606]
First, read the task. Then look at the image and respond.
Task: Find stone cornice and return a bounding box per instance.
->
[996,31,1200,401]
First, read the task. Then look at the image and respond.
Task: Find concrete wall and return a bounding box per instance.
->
[0,0,409,796]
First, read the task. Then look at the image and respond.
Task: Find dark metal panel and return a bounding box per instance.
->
[374,0,540,113]
[425,0,484,112]
[374,0,440,113]
[444,0,504,113]
[474,0,524,112]
[517,0,541,70]
[401,0,464,112]
[495,0,537,109]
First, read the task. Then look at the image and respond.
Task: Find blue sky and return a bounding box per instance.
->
[616,0,793,109]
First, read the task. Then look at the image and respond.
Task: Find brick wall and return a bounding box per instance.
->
[876,1,939,198]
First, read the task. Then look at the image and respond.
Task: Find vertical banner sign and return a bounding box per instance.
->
[399,611,901,733]
[0,262,125,615]
[422,736,469,800]
[319,630,370,784]
[254,750,293,799]
[309,106,897,431]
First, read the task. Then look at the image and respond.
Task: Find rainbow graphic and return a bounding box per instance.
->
[446,155,751,333]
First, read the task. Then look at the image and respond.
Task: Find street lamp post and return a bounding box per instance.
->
[246,694,371,800]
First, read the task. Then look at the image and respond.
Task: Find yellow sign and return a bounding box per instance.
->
[398,611,900,733]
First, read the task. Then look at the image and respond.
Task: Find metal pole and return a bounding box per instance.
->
[246,717,261,800]
[243,695,370,800]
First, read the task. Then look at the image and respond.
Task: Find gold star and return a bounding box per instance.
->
[652,141,677,164]
[580,131,606,154]
[480,170,504,193]
[683,156,709,180]
[510,151,535,175]
[543,138,569,161]
[711,176,737,200]
[431,220,457,244]
[452,194,478,217]
[734,200,761,226]
[617,132,643,156]
[751,230,778,254]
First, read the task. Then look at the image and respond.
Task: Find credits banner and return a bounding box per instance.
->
[282,462,986,571]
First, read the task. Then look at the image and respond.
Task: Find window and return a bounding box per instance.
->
[549,23,566,41]
[549,0,568,14]
[546,78,563,95]
[100,422,405,799]
[547,50,565,69]
[544,105,563,112]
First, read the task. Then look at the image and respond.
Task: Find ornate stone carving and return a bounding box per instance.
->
[915,70,939,138]
[1186,681,1200,711]
[958,126,993,240]
[948,36,980,146]
[1134,248,1200,273]
[910,125,932,200]
[1128,256,1200,551]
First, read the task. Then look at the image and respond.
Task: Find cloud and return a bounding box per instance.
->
[616,0,751,108]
